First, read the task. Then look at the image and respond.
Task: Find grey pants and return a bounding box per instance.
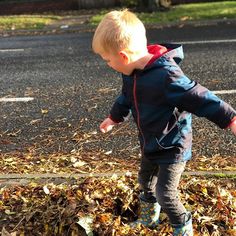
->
[138,156,187,225]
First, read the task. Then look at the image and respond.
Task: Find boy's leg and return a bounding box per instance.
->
[138,159,188,223]
[130,156,160,228]
[138,156,159,202]
[156,162,187,225]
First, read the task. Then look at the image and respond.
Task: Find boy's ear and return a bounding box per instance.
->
[119,51,130,64]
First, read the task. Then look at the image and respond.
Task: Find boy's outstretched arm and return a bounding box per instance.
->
[165,74,236,131]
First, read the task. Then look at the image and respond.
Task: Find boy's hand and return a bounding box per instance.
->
[100,117,117,133]
[229,119,236,135]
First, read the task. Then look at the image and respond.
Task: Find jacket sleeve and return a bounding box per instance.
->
[109,85,131,123]
[164,70,236,129]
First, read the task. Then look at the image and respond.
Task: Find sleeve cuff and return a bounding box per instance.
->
[108,115,122,124]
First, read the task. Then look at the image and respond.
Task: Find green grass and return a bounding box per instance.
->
[0,15,61,31]
[211,173,236,179]
[0,1,235,31]
[91,1,236,25]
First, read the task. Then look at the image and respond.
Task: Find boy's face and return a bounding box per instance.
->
[99,51,133,75]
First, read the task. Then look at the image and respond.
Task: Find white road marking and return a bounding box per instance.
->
[177,39,236,44]
[0,49,25,52]
[0,90,235,104]
[0,97,34,102]
[1,39,235,54]
[0,41,235,104]
[213,90,236,95]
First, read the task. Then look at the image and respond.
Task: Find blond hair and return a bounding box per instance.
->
[92,9,147,55]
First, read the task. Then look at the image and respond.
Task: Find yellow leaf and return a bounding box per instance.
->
[202,187,208,195]
[41,109,48,114]
[180,16,190,21]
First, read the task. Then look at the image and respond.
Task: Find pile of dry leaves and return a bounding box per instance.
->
[0,174,235,236]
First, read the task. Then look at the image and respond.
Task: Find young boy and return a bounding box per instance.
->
[92,9,236,235]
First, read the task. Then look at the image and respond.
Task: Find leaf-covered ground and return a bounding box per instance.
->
[0,175,235,236]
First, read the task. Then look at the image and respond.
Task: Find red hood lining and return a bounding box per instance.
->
[146,44,169,66]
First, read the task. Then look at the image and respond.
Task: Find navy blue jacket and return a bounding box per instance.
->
[109,44,236,164]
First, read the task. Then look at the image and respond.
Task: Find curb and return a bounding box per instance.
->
[0,25,95,37]
[0,170,235,179]
[0,171,235,187]
[145,18,236,29]
[1,18,236,37]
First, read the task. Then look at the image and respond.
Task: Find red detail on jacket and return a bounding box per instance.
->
[146,44,169,66]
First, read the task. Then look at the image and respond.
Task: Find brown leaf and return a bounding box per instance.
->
[1,227,11,236]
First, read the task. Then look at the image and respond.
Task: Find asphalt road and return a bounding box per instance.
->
[0,20,235,160]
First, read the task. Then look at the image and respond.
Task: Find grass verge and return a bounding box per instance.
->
[0,1,235,31]
[91,1,236,25]
[0,15,61,31]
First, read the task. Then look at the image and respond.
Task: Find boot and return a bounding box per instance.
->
[130,199,161,229]
[172,212,193,236]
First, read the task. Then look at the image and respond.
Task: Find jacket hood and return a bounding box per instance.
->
[146,43,184,69]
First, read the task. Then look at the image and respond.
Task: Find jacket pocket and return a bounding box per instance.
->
[155,137,176,150]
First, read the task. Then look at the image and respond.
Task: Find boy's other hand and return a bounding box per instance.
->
[100,117,116,133]
[229,119,236,135]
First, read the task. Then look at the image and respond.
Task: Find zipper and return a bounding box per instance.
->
[133,74,146,155]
